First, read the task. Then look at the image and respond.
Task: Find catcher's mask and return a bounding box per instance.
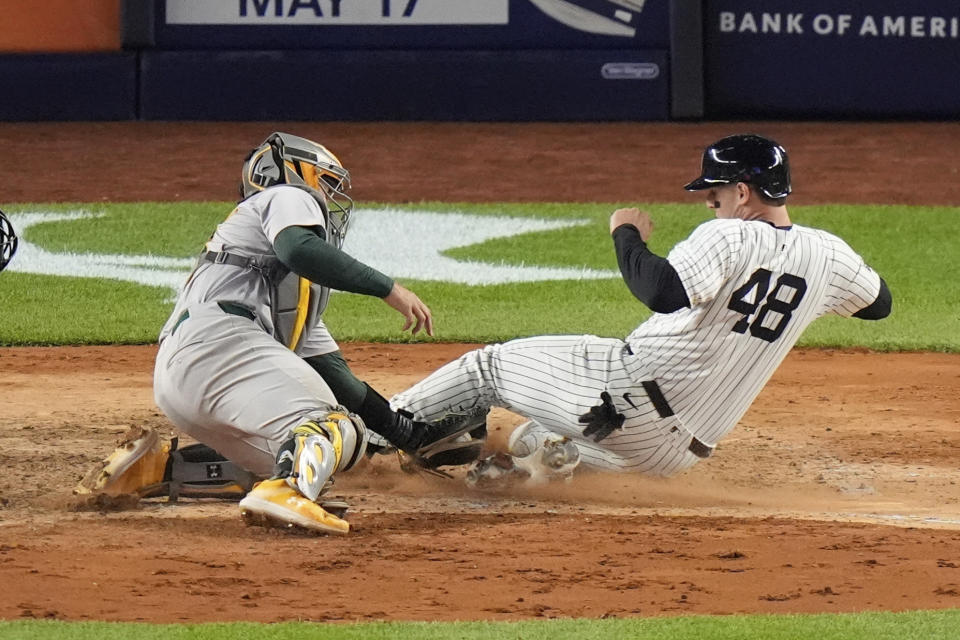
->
[683,134,791,200]
[0,208,18,273]
[240,132,353,249]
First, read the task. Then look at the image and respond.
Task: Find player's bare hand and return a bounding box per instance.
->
[384,283,434,337]
[610,208,654,242]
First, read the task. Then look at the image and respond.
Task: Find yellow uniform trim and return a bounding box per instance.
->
[184,207,242,289]
[286,276,312,350]
[294,418,345,467]
[294,421,323,437]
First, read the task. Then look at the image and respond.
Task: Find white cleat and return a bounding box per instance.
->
[466,421,580,489]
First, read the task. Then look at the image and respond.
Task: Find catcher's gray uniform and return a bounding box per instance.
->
[154,131,470,490]
[154,186,340,474]
[151,132,473,533]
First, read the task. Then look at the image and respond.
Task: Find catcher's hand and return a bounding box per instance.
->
[383,282,433,336]
[578,391,625,442]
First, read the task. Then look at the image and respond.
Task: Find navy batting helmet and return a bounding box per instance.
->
[684,134,791,200]
[0,209,18,273]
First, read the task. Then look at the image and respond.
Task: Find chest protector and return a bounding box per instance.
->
[273,274,330,351]
[271,184,333,352]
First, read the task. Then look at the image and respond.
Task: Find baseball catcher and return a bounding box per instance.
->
[77,132,484,533]
[0,208,18,273]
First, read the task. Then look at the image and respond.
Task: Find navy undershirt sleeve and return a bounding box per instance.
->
[612,225,690,313]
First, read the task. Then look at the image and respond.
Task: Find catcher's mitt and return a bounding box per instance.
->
[400,407,489,476]
[0,209,18,273]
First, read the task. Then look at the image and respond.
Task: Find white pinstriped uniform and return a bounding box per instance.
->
[392,218,882,476]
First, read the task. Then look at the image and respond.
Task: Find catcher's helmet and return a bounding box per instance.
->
[684,134,791,200]
[241,132,353,248]
[0,208,18,273]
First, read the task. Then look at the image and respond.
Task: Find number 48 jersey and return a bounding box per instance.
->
[625,218,882,445]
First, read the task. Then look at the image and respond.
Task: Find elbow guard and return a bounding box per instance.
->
[853,278,892,320]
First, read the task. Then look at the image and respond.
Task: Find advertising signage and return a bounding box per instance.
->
[704,0,960,116]
[155,0,670,49]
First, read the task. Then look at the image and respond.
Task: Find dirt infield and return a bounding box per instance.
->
[1,122,959,623]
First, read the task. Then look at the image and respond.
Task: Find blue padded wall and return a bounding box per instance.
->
[141,50,669,121]
[0,54,137,121]
[704,0,960,118]
[140,49,669,121]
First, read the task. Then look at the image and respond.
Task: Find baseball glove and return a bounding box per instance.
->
[401,407,489,474]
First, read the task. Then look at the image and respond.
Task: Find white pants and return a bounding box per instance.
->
[153,302,339,475]
[392,335,701,476]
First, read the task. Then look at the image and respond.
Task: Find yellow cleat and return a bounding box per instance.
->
[75,426,171,497]
[238,478,350,535]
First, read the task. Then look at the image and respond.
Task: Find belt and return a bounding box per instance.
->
[170,302,256,335]
[640,379,714,459]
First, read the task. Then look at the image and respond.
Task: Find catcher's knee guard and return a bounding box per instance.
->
[273,408,367,501]
[166,442,259,500]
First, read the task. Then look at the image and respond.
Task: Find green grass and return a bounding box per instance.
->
[0,272,172,344]
[1,202,958,635]
[4,610,960,639]
[14,202,228,256]
[322,202,959,351]
[0,201,956,350]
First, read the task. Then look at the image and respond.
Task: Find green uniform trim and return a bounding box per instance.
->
[274,225,394,298]
[304,350,367,411]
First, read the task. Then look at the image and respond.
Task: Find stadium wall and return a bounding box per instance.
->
[1,1,957,122]
[704,0,960,118]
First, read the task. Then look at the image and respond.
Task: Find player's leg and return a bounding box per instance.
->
[469,412,700,486]
[239,408,367,534]
[465,420,582,488]
[75,427,259,500]
[302,349,483,466]
[395,335,619,416]
[393,336,614,443]
[393,335,620,476]
[507,420,554,457]
[499,409,701,477]
[486,337,704,475]
[79,301,289,499]
[396,334,701,478]
[151,303,366,531]
[496,406,701,477]
[154,304,342,474]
